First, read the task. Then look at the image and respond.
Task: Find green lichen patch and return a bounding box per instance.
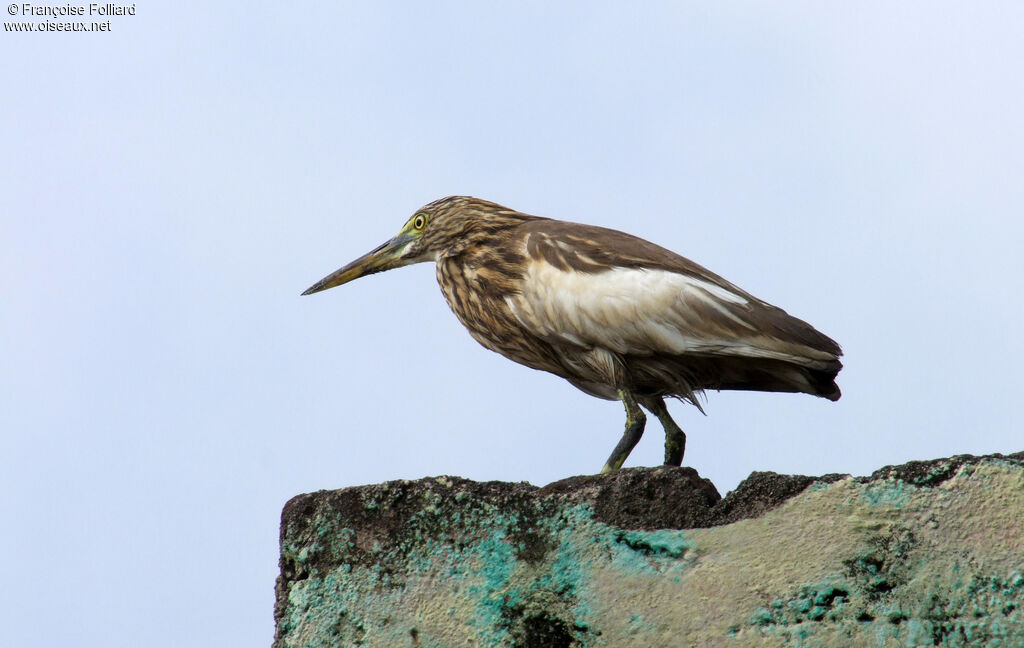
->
[859,479,913,509]
[750,582,852,628]
[613,529,690,559]
[746,525,919,642]
[842,525,916,600]
[747,565,1024,647]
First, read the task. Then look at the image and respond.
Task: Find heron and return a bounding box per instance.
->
[302,196,842,473]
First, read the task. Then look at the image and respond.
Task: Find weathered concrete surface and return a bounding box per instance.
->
[274,453,1024,647]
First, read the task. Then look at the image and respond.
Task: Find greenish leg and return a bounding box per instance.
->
[640,396,686,466]
[600,389,647,473]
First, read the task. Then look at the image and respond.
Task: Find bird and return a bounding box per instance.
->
[302,196,842,473]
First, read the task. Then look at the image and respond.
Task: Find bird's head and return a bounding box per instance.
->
[301,196,524,295]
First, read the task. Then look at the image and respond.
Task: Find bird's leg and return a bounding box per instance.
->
[640,396,686,466]
[600,389,647,473]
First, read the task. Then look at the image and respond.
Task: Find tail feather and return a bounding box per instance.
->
[632,354,842,401]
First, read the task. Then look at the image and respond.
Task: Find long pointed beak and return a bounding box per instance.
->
[301,235,412,296]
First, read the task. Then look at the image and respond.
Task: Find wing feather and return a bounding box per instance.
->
[506,222,842,371]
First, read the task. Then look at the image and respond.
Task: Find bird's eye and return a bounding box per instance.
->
[413,214,427,230]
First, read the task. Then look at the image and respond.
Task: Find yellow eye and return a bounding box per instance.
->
[412,213,427,230]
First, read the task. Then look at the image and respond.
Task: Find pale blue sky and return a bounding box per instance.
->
[2,2,1022,646]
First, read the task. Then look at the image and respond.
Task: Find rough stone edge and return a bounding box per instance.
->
[279,451,1024,537]
[861,450,1024,487]
[274,450,1024,645]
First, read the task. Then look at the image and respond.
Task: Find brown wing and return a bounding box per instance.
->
[506,219,842,398]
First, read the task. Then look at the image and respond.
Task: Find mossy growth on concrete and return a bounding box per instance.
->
[274,452,1023,647]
